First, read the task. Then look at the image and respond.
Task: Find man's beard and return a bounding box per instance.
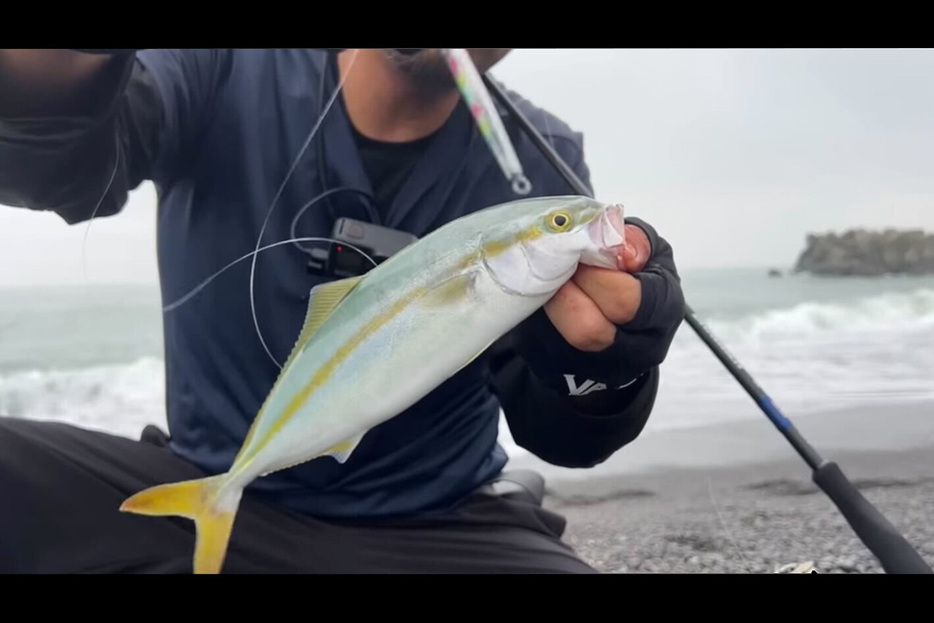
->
[383,49,457,97]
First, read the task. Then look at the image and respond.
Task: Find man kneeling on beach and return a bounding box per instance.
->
[0,48,685,573]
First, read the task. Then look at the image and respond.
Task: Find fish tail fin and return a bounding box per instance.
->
[120,474,243,575]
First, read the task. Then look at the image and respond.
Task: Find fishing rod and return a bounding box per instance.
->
[481,73,933,575]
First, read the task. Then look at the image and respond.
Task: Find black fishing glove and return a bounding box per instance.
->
[512,216,685,414]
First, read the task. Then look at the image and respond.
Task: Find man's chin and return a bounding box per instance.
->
[383,49,512,93]
[384,49,457,95]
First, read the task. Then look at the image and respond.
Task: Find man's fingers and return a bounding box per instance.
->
[622,224,651,273]
[571,265,642,325]
[544,280,617,352]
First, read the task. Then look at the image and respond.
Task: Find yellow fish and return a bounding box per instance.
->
[120,195,627,573]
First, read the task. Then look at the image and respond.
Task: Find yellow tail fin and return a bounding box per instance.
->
[120,475,243,574]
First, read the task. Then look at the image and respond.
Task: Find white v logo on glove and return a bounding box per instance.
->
[563,374,640,397]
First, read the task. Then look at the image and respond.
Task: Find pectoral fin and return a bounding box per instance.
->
[419,271,478,310]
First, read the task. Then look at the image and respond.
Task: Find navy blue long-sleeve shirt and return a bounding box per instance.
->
[0,49,660,518]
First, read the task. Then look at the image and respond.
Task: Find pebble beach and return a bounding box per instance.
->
[512,401,934,574]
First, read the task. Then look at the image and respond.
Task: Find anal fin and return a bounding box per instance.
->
[258,430,367,476]
[321,431,366,464]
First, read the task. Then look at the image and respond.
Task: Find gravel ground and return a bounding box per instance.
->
[543,450,934,574]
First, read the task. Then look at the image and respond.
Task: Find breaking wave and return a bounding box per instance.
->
[2,288,932,455]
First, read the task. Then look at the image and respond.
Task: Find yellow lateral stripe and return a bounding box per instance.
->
[234,277,362,464]
[479,224,542,260]
[452,223,543,273]
[240,288,422,465]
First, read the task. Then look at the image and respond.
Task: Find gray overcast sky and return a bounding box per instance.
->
[1,48,932,287]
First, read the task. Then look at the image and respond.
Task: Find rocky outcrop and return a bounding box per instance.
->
[794,229,934,276]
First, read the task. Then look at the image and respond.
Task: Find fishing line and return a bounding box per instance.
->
[248,49,360,370]
[81,133,122,280]
[706,476,753,573]
[162,236,378,313]
[289,187,373,254]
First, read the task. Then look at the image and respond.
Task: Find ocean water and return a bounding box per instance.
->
[1,269,933,459]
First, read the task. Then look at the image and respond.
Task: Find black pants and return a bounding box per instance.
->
[0,417,595,573]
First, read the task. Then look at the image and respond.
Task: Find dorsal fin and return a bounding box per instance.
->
[235,275,363,464]
[279,276,364,373]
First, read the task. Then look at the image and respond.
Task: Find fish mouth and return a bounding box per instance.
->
[588,204,627,270]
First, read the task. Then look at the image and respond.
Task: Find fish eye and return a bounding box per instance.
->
[546,211,573,232]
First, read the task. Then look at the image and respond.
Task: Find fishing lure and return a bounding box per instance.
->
[441,48,532,196]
